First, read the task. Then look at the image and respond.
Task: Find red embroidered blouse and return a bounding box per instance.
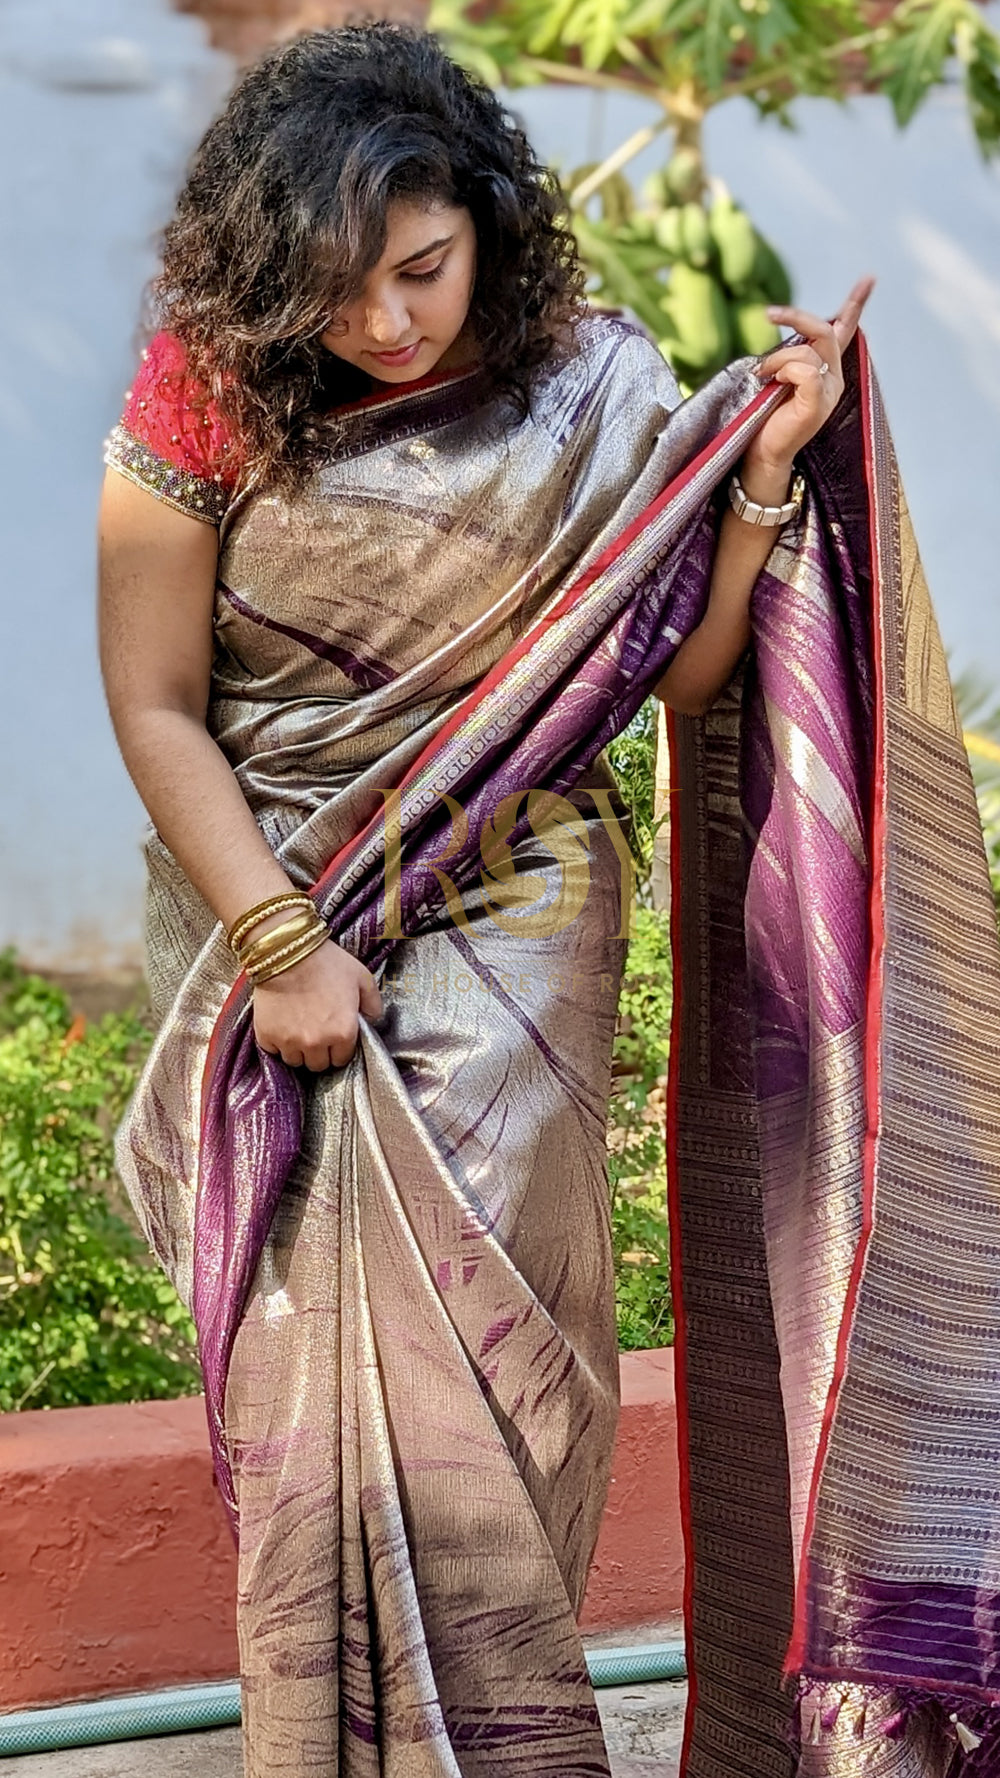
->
[104,332,239,526]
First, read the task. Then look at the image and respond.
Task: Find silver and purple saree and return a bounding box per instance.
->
[108,310,1000,1777]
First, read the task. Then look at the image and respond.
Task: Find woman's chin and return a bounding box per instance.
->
[369,363,437,385]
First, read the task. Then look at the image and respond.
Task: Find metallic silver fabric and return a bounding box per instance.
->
[116,315,685,1776]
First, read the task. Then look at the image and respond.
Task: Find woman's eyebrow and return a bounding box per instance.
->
[392,234,453,269]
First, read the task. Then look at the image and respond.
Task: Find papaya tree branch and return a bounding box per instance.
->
[569,114,673,208]
[519,56,662,98]
[715,27,904,105]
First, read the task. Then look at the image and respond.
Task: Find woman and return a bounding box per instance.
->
[100,23,1000,1778]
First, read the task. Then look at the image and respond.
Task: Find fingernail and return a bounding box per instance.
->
[766,306,785,318]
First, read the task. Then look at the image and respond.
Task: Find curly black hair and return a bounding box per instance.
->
[152,23,586,494]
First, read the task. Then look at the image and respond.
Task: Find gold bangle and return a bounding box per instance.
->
[228,892,314,955]
[247,924,330,985]
[243,917,327,977]
[237,909,319,970]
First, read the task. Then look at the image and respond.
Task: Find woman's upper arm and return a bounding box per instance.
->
[98,329,238,727]
[98,468,219,726]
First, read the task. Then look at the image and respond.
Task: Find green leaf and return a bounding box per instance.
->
[872,0,963,129]
[964,18,1000,160]
[571,214,668,335]
[523,0,582,58]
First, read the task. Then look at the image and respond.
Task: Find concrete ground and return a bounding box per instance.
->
[2,1624,687,1776]
[598,1678,686,1775]
[0,1682,686,1778]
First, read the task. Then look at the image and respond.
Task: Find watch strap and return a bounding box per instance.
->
[728,470,805,528]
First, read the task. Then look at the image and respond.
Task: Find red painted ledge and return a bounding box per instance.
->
[0,1349,682,1712]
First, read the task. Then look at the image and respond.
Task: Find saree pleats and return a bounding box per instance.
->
[224,804,626,1777]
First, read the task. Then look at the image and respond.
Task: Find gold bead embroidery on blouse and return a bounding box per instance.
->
[103,423,227,525]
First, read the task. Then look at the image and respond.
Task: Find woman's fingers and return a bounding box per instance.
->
[770,358,834,394]
[767,278,876,362]
[747,278,873,461]
[328,1030,359,1068]
[831,275,876,351]
[253,950,384,1072]
[298,1042,329,1071]
[756,342,834,384]
[766,307,839,364]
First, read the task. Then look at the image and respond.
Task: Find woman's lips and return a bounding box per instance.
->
[368,340,423,367]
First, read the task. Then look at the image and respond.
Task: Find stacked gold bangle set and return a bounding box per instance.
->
[227,892,329,985]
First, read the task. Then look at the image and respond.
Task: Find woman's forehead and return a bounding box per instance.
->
[377,196,468,261]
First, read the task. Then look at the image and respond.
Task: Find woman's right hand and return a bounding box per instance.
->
[252,937,383,1071]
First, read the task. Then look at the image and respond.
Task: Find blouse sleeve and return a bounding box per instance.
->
[103,331,239,526]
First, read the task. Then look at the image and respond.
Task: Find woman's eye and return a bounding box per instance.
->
[404,263,446,285]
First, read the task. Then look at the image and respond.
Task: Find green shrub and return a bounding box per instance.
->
[957,676,1000,919]
[0,883,676,1415]
[0,953,199,1411]
[606,696,663,894]
[980,786,1000,911]
[608,906,673,1351]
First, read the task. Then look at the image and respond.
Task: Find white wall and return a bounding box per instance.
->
[1,16,997,967]
[0,0,230,970]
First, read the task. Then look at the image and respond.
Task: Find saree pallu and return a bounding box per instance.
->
[110,311,1000,1778]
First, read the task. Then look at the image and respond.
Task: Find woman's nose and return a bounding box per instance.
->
[364,295,409,345]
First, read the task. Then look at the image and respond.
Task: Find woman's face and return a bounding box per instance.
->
[320,198,477,384]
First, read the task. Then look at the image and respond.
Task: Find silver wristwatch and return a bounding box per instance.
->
[728,469,805,528]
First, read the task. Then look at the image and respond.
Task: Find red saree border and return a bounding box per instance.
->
[785,327,886,1675]
[665,705,698,1777]
[200,375,777,1129]
[335,359,483,416]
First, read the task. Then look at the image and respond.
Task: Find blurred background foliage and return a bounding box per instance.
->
[434,0,1000,392]
[957,675,1000,909]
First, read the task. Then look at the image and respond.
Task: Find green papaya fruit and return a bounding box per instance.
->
[660,262,733,374]
[710,196,758,294]
[601,169,634,231]
[641,169,670,209]
[629,212,656,243]
[680,201,712,269]
[653,206,684,257]
[751,233,793,307]
[664,146,703,206]
[732,300,781,357]
[614,240,672,277]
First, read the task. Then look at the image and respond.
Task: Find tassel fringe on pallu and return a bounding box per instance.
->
[794,1681,1000,1772]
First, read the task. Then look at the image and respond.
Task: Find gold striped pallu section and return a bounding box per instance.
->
[668,335,1000,1778]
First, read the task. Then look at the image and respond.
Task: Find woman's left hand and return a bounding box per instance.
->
[744,276,876,476]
